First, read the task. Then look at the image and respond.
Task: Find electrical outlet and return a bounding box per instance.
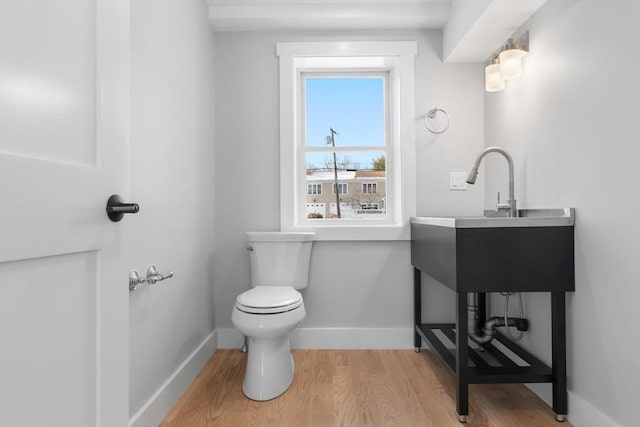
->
[449,172,468,190]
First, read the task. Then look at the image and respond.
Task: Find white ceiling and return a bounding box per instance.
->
[206,0,548,63]
[207,0,451,31]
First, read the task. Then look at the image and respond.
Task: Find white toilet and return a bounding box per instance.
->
[232,231,315,401]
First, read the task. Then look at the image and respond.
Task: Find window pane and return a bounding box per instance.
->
[307,183,322,195]
[305,152,387,220]
[333,183,347,194]
[305,77,385,148]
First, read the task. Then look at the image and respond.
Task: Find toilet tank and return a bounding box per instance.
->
[246,232,315,289]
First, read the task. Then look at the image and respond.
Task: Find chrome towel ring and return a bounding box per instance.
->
[423,107,449,134]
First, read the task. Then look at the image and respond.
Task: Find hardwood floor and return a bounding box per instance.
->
[161,349,570,427]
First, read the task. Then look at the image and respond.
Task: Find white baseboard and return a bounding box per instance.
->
[216,327,416,349]
[128,330,218,427]
[566,390,621,427]
[525,384,621,427]
[217,327,246,349]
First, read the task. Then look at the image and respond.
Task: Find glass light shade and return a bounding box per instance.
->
[499,48,527,80]
[485,63,505,92]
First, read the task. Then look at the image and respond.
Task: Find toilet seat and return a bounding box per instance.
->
[236,286,303,314]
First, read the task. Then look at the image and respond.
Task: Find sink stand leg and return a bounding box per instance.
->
[456,291,469,421]
[414,268,422,352]
[551,291,568,420]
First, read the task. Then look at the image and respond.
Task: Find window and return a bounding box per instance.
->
[303,75,386,222]
[362,183,377,194]
[307,183,322,195]
[278,41,417,240]
[333,183,348,195]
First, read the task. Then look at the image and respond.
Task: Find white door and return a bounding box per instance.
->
[0,1,129,426]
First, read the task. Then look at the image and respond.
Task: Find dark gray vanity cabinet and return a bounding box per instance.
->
[411,211,575,423]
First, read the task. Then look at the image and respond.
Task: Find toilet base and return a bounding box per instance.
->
[242,335,295,401]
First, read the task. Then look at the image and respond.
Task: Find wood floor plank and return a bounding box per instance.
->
[162,349,572,427]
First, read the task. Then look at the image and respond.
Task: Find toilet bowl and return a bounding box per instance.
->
[232,286,306,400]
[232,232,314,401]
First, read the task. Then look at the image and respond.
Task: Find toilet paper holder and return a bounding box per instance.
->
[129,265,174,292]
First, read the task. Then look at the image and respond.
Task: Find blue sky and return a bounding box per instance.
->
[305,77,385,170]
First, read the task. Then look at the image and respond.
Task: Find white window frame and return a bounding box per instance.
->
[277,41,417,241]
[332,183,348,195]
[307,183,322,195]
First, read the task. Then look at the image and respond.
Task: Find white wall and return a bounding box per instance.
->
[214,30,485,343]
[128,0,216,425]
[484,1,640,426]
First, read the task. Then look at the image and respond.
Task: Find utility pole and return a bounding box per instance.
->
[328,127,341,218]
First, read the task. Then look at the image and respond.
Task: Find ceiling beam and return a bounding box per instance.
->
[442,0,547,63]
[207,0,451,32]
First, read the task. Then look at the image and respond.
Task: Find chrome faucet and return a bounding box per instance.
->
[466,147,517,217]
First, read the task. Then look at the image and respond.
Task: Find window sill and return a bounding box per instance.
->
[281,223,410,241]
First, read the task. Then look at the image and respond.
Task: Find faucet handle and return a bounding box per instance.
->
[496,192,512,212]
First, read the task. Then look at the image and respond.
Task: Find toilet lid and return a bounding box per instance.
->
[236,286,303,314]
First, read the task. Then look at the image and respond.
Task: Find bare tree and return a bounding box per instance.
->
[341,187,383,210]
[323,155,353,170]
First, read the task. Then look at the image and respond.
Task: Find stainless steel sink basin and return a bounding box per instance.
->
[410,208,574,228]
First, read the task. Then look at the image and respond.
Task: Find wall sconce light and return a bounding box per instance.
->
[485,57,505,92]
[499,36,528,80]
[485,32,529,92]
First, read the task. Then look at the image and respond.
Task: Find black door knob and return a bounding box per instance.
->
[106,194,140,222]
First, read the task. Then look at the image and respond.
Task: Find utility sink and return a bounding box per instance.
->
[410,208,575,293]
[411,208,575,228]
